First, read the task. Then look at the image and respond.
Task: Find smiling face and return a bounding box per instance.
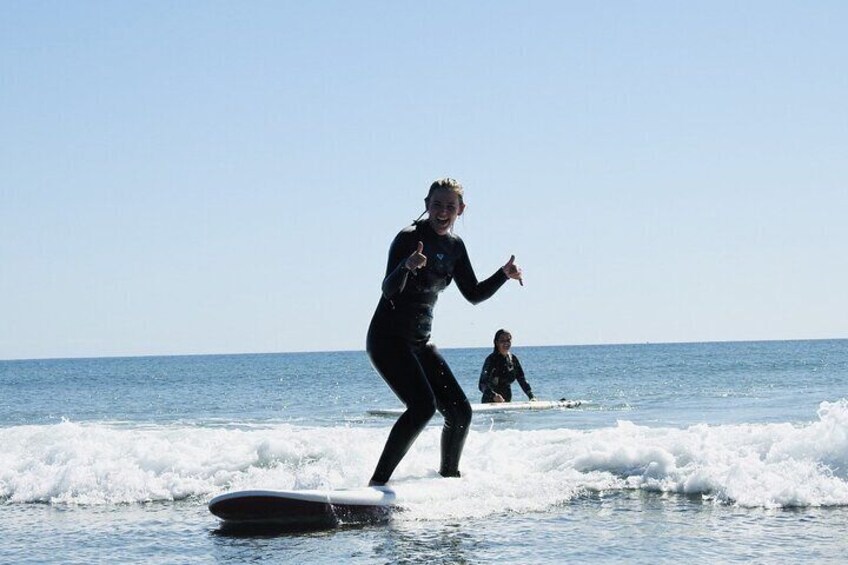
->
[425,187,464,235]
[496,332,512,356]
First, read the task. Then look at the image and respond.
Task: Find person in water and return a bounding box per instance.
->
[367,178,523,486]
[478,329,535,403]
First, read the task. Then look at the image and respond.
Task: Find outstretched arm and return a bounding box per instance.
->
[513,356,535,400]
[452,241,521,305]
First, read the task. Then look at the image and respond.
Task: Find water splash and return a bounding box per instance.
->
[2,400,847,514]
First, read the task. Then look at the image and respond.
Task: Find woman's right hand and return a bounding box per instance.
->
[405,241,427,271]
[492,393,505,403]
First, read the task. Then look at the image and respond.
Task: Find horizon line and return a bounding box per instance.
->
[2,336,845,363]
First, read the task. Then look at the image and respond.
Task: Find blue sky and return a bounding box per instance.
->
[2,1,846,360]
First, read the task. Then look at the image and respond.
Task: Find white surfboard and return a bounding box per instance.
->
[367,398,581,417]
[209,486,397,530]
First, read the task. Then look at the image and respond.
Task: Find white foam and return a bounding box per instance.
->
[2,400,847,516]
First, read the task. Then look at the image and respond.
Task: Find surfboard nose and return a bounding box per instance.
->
[209,487,397,532]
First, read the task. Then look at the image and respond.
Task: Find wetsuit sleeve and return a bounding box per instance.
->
[380,231,415,300]
[478,354,497,394]
[514,355,534,399]
[452,239,508,305]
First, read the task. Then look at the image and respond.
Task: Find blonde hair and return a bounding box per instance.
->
[426,177,464,206]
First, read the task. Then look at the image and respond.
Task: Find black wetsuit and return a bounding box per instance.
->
[367,220,508,484]
[478,352,534,403]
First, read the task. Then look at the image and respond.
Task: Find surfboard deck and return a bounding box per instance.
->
[367,398,581,417]
[209,486,397,531]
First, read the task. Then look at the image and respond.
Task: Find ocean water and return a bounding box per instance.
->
[1,339,847,564]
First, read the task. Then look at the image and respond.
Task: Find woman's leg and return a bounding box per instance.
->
[418,344,472,478]
[367,338,436,485]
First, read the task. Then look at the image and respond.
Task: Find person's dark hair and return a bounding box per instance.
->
[492,328,511,353]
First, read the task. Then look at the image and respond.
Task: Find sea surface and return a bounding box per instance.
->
[2,339,847,564]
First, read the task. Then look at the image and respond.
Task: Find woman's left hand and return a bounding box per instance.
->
[502,255,523,286]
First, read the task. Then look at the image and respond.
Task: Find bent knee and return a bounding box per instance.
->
[407,398,437,424]
[442,399,472,428]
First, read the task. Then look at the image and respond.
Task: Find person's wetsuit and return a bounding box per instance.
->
[367,219,508,485]
[478,352,534,403]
